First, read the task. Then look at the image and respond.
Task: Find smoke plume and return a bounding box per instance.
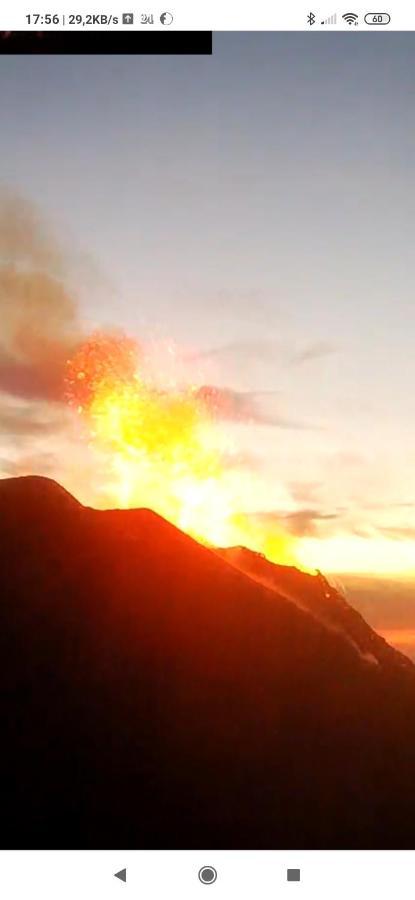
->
[0,190,80,403]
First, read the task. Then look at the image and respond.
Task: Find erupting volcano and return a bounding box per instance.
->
[65,332,299,566]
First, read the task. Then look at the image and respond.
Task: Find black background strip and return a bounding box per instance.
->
[0,30,212,55]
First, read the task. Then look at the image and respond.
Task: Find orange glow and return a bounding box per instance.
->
[297,534,415,577]
[65,332,300,566]
[378,629,415,647]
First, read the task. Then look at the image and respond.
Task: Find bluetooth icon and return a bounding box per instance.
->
[307,11,316,24]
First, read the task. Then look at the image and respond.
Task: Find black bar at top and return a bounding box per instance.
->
[0,30,212,55]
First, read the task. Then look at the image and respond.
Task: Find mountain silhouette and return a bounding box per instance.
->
[1,475,415,849]
[216,546,414,672]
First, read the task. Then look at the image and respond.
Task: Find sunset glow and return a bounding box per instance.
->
[298,535,415,577]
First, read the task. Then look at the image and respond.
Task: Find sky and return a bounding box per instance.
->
[1,33,415,579]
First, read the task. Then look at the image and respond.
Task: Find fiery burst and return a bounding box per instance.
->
[66,332,299,565]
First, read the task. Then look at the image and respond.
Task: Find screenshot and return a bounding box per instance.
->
[1,2,415,896]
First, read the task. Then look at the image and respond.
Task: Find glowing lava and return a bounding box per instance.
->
[66,332,299,565]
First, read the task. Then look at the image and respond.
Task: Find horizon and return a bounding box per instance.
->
[3,470,415,582]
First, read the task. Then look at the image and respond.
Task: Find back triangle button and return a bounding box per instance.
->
[114,869,127,883]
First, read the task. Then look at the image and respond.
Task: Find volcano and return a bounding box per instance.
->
[1,475,415,849]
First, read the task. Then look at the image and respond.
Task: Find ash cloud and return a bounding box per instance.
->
[0,190,80,404]
[0,190,63,273]
[0,348,67,402]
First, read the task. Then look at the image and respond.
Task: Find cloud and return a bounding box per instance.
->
[350,525,375,539]
[0,349,66,402]
[0,399,66,438]
[0,451,58,477]
[289,480,322,504]
[189,338,336,368]
[0,188,63,273]
[196,385,320,430]
[363,501,415,512]
[289,340,336,365]
[187,339,283,365]
[376,525,415,541]
[219,449,263,471]
[243,507,339,537]
[0,190,80,404]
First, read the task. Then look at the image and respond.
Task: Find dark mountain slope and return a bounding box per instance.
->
[1,476,415,849]
[216,546,414,672]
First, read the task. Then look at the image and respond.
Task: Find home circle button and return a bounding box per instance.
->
[198,866,217,884]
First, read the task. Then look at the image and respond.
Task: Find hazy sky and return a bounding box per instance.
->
[1,33,415,575]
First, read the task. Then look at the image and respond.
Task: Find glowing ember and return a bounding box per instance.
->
[66,332,300,565]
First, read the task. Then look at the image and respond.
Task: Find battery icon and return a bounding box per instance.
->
[364,13,391,23]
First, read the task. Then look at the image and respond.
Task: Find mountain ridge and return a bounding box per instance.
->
[1,475,415,849]
[216,545,414,673]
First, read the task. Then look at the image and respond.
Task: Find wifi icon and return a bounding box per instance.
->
[342,12,358,24]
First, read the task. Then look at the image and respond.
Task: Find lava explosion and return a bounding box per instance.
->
[66,332,299,564]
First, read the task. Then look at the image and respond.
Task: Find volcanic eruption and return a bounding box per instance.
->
[0,192,305,569]
[64,331,301,563]
[3,195,415,850]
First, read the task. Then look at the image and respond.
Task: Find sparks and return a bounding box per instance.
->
[65,332,301,566]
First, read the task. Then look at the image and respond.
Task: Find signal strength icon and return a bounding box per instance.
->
[342,12,358,24]
[321,12,337,23]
